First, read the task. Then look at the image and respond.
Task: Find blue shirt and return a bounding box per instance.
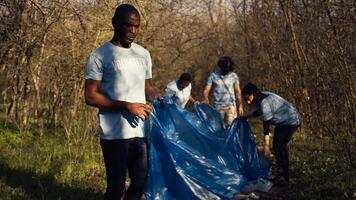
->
[259,92,300,126]
[207,71,240,108]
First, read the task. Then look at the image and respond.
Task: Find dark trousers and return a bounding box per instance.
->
[273,125,299,181]
[100,137,148,200]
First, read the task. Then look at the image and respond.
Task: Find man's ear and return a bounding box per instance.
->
[112,18,119,29]
[112,18,115,28]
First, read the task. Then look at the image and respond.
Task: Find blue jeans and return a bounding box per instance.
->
[100,137,148,200]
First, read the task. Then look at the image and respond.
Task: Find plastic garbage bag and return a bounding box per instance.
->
[234,192,260,200]
[145,99,271,200]
[241,178,273,193]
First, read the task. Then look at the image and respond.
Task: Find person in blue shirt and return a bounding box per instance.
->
[202,56,244,127]
[242,83,300,186]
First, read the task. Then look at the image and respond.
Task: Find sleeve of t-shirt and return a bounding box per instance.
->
[85,53,103,80]
[233,73,240,87]
[145,50,152,79]
[165,86,176,97]
[260,101,273,121]
[263,120,271,135]
[206,73,213,85]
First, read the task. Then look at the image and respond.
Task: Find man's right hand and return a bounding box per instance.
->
[126,103,152,120]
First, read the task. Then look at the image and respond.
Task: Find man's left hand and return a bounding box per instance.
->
[156,92,164,100]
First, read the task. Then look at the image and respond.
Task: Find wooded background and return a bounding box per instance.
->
[0,0,355,170]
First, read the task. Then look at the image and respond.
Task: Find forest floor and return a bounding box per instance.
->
[0,113,354,200]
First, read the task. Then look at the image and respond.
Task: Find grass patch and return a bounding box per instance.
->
[247,119,355,200]
[287,135,355,200]
[0,126,104,200]
[0,115,354,199]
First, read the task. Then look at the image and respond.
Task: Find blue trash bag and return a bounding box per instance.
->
[145,99,271,200]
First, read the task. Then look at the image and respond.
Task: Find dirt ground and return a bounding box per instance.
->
[255,186,289,200]
[134,182,289,200]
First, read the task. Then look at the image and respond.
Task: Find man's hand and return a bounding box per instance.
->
[156,92,164,101]
[126,103,152,120]
[202,98,209,104]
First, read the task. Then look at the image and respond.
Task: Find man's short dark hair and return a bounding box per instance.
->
[242,82,261,96]
[178,73,192,82]
[217,56,234,70]
[113,4,140,22]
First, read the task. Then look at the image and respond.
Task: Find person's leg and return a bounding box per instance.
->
[225,105,237,127]
[218,106,234,128]
[124,137,148,200]
[273,125,298,182]
[101,138,129,200]
[217,107,227,124]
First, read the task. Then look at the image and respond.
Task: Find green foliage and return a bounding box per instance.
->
[0,126,104,200]
[287,136,355,200]
[0,120,355,199]
[245,122,355,200]
[0,1,354,198]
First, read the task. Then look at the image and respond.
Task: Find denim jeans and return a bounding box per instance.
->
[100,137,148,200]
[273,125,299,181]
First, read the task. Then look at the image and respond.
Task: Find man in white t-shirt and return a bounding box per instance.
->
[165,73,197,108]
[84,4,161,200]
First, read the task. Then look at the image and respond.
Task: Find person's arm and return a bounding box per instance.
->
[145,79,163,102]
[164,85,176,98]
[262,120,272,159]
[202,85,211,104]
[234,84,244,116]
[85,79,151,120]
[189,95,198,104]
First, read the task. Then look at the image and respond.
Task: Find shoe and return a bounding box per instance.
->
[266,174,277,181]
[273,176,289,187]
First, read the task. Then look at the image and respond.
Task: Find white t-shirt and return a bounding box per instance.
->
[165,80,192,108]
[85,41,152,139]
